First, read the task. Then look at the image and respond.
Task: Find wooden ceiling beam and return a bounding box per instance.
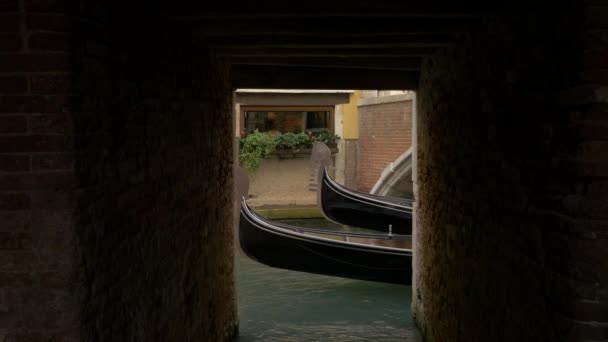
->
[194,17,473,36]
[230,65,420,90]
[217,47,437,58]
[167,1,492,18]
[227,56,422,71]
[204,33,454,49]
[172,9,484,20]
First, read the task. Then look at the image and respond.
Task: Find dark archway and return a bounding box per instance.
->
[0,1,605,341]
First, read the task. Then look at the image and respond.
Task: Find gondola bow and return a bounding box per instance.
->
[239,198,412,285]
[319,168,413,234]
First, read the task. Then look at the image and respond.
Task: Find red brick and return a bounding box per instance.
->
[28,32,68,51]
[24,0,70,12]
[0,232,32,249]
[0,135,72,153]
[0,76,28,94]
[0,116,27,133]
[0,154,30,172]
[48,331,80,342]
[573,124,608,140]
[0,272,34,287]
[587,5,608,29]
[0,172,74,191]
[0,211,30,231]
[0,252,34,271]
[0,33,21,52]
[31,153,72,170]
[358,100,413,191]
[29,114,72,134]
[570,161,608,177]
[45,95,73,113]
[26,13,74,32]
[578,141,608,161]
[0,96,46,113]
[39,271,68,288]
[6,287,63,307]
[585,104,608,121]
[567,299,608,321]
[0,54,69,72]
[30,191,75,209]
[0,1,19,11]
[582,49,608,69]
[0,193,30,210]
[580,68,608,85]
[7,333,63,342]
[30,74,71,94]
[0,14,19,32]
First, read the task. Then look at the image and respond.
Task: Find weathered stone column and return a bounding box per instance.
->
[413,5,606,341]
[0,2,237,340]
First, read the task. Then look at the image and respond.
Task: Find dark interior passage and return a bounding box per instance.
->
[0,1,605,341]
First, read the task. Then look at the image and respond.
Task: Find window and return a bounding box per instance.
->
[241,107,333,134]
[305,111,330,132]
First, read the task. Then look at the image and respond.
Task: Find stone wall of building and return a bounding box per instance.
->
[0,1,82,339]
[343,139,359,189]
[1,2,605,341]
[414,5,607,341]
[74,18,238,342]
[247,153,320,207]
[0,2,237,341]
[358,95,413,192]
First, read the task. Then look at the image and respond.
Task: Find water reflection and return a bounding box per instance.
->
[237,244,422,341]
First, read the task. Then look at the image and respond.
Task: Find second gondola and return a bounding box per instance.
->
[319,168,413,234]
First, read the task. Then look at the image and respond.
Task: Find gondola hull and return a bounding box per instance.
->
[320,168,413,234]
[239,200,412,285]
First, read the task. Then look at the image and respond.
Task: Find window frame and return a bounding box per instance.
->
[240,106,335,135]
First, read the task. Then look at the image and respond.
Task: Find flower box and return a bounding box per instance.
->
[274,147,339,159]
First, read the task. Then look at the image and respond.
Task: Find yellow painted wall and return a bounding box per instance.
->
[342,90,361,139]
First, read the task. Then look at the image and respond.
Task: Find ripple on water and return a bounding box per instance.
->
[236,252,422,342]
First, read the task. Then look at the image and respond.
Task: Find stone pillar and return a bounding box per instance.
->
[0,1,80,339]
[0,2,237,341]
[413,5,606,341]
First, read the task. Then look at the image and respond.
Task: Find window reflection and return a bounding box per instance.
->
[244,111,330,134]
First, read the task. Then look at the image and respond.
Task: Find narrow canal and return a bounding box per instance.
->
[236,218,422,342]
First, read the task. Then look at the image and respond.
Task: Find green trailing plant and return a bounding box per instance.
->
[311,131,341,145]
[239,130,277,171]
[275,132,310,149]
[238,130,341,171]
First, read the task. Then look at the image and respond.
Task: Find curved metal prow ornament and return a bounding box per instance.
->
[235,165,250,209]
[310,141,335,211]
[310,142,333,195]
[311,141,333,168]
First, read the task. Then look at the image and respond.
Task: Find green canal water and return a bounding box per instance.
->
[236,218,421,342]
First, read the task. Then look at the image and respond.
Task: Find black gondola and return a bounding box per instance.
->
[239,197,412,285]
[319,168,413,234]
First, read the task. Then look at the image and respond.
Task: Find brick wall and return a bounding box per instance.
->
[0,1,79,340]
[0,2,237,341]
[357,99,412,192]
[343,139,358,189]
[414,4,607,341]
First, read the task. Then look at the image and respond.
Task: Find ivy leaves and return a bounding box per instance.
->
[238,130,341,171]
